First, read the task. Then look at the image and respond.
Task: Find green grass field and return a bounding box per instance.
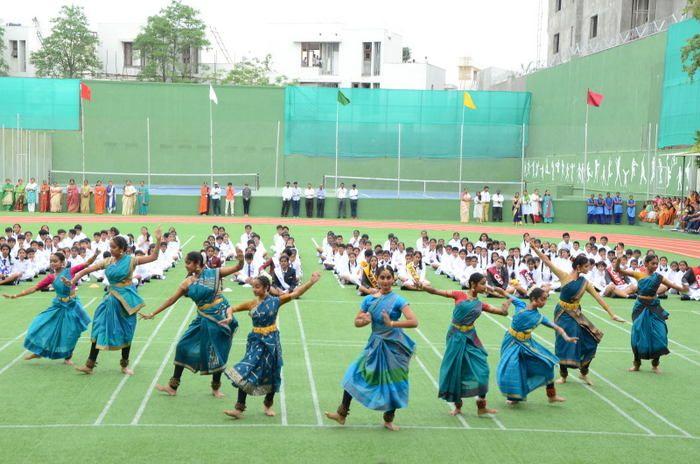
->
[0,220,698,463]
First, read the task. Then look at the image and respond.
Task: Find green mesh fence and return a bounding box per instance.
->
[0,77,79,130]
[284,87,530,158]
[658,19,700,149]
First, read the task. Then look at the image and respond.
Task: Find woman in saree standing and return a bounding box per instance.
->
[512,192,522,225]
[66,179,80,213]
[80,179,91,213]
[2,178,14,211]
[141,250,244,397]
[39,180,51,213]
[531,242,625,385]
[199,182,210,215]
[50,182,63,212]
[614,255,687,373]
[460,188,472,223]
[420,273,511,417]
[542,189,554,223]
[497,289,577,404]
[2,251,97,363]
[93,180,106,214]
[223,272,321,418]
[13,178,26,211]
[137,181,150,215]
[325,266,418,431]
[121,180,137,216]
[66,228,162,375]
[25,178,38,213]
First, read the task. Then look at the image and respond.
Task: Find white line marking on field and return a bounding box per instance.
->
[577,381,654,435]
[0,351,27,376]
[130,303,193,425]
[94,303,176,426]
[415,328,505,430]
[585,308,700,368]
[333,273,346,289]
[293,300,323,426]
[481,313,680,436]
[277,314,288,426]
[692,311,700,317]
[180,235,195,248]
[414,355,470,429]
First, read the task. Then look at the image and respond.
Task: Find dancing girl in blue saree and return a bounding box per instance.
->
[222,272,321,418]
[325,266,418,431]
[3,251,96,363]
[419,273,511,417]
[140,250,244,398]
[614,255,687,373]
[532,241,625,385]
[497,289,578,404]
[67,229,162,375]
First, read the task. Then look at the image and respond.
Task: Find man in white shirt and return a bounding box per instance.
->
[480,186,491,222]
[492,190,504,222]
[349,184,359,219]
[291,181,302,218]
[448,232,461,249]
[210,182,222,216]
[304,183,315,218]
[557,233,573,252]
[280,182,292,217]
[336,183,348,218]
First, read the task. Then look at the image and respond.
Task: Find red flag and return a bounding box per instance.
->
[80,82,92,101]
[587,89,603,107]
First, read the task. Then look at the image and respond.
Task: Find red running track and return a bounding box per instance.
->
[2,214,699,259]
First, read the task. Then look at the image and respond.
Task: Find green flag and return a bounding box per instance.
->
[337,90,350,106]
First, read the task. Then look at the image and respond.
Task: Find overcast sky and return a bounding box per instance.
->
[4,0,548,84]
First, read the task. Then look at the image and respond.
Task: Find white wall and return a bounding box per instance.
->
[2,24,41,77]
[382,63,445,90]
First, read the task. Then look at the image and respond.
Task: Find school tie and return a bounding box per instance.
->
[248,266,251,277]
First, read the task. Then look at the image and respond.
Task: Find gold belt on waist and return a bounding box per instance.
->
[58,294,76,302]
[198,298,223,311]
[252,324,277,336]
[509,327,532,341]
[558,300,580,311]
[452,323,474,332]
[111,279,133,288]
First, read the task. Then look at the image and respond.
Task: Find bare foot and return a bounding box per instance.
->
[121,367,134,376]
[555,377,567,384]
[264,406,276,417]
[212,389,224,399]
[75,365,93,374]
[63,359,74,366]
[506,400,518,406]
[155,384,177,396]
[324,411,346,425]
[651,366,662,374]
[477,407,498,416]
[383,422,400,431]
[628,365,640,372]
[548,395,566,403]
[223,409,244,419]
[24,353,40,361]
[578,374,593,386]
[449,408,462,416]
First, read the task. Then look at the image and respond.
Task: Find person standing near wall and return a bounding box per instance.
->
[492,189,504,222]
[480,186,490,222]
[122,180,137,216]
[242,183,252,217]
[291,181,302,218]
[337,183,348,219]
[460,188,471,223]
[2,179,14,211]
[199,182,210,216]
[349,184,359,219]
[25,178,38,213]
[106,180,116,214]
[280,182,292,217]
[613,192,623,224]
[316,184,326,218]
[80,180,91,214]
[39,180,50,213]
[304,183,315,218]
[211,182,222,216]
[225,183,235,216]
[138,181,150,215]
[93,180,106,214]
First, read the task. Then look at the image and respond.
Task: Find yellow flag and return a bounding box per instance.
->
[463,91,477,110]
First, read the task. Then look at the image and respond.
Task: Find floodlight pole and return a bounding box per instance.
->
[459,105,464,193]
[146,117,151,187]
[335,102,339,189]
[209,97,214,187]
[583,103,589,197]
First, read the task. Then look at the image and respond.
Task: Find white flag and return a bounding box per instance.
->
[209,84,218,105]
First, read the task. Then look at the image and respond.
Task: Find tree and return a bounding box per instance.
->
[680,0,700,79]
[134,0,209,82]
[402,47,412,63]
[0,25,8,76]
[30,5,101,78]
[222,54,292,86]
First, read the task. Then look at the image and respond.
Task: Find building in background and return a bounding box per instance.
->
[1,21,41,77]
[547,0,687,66]
[456,56,479,90]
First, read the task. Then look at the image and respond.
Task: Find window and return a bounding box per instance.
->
[372,83,380,89]
[18,41,26,72]
[361,42,372,76]
[589,15,598,39]
[181,46,199,74]
[570,26,575,47]
[10,40,18,58]
[123,42,134,67]
[631,0,649,28]
[372,41,381,76]
[300,42,321,68]
[553,33,560,54]
[555,0,562,12]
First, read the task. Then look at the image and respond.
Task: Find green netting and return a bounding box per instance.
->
[284,87,530,158]
[658,19,700,149]
[0,77,79,130]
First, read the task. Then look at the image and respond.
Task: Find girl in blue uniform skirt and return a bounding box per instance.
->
[497,289,578,404]
[140,250,244,398]
[67,229,162,375]
[419,273,512,417]
[531,242,625,385]
[3,251,96,363]
[325,266,418,431]
[222,272,321,419]
[614,255,687,373]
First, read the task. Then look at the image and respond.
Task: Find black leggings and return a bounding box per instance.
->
[236,388,275,409]
[88,341,130,364]
[341,390,396,422]
[633,355,660,367]
[169,365,223,390]
[560,360,591,378]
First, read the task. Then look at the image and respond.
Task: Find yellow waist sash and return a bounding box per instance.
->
[508,327,532,341]
[111,278,133,288]
[198,298,223,311]
[452,323,474,332]
[252,324,277,336]
[558,300,580,311]
[58,294,76,302]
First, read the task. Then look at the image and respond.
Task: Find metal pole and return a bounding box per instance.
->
[146,117,151,187]
[459,105,464,192]
[397,123,401,199]
[1,125,4,182]
[334,102,339,189]
[274,120,281,188]
[520,123,526,195]
[645,123,651,200]
[209,97,214,186]
[81,103,86,182]
[583,103,589,197]
[654,123,658,196]
[28,131,31,181]
[681,156,686,199]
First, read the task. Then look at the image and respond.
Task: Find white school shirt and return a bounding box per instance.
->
[492,193,504,207]
[210,186,221,200]
[348,236,361,248]
[570,247,584,258]
[349,188,359,200]
[448,239,461,248]
[519,241,532,256]
[336,188,347,199]
[75,232,88,241]
[304,188,315,199]
[557,240,572,251]
[480,191,491,203]
[291,187,302,201]
[281,187,293,201]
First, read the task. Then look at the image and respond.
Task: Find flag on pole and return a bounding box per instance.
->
[586,89,604,107]
[463,91,477,110]
[337,90,350,106]
[80,82,92,101]
[209,85,218,105]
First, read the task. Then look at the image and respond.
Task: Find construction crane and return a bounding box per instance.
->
[209,26,233,65]
[32,17,44,44]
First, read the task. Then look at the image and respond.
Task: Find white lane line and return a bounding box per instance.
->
[94,304,176,426]
[692,311,700,317]
[180,235,195,248]
[414,355,471,429]
[130,303,193,425]
[415,328,505,430]
[0,351,27,376]
[333,273,346,289]
[277,314,288,426]
[293,300,323,426]
[585,308,700,368]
